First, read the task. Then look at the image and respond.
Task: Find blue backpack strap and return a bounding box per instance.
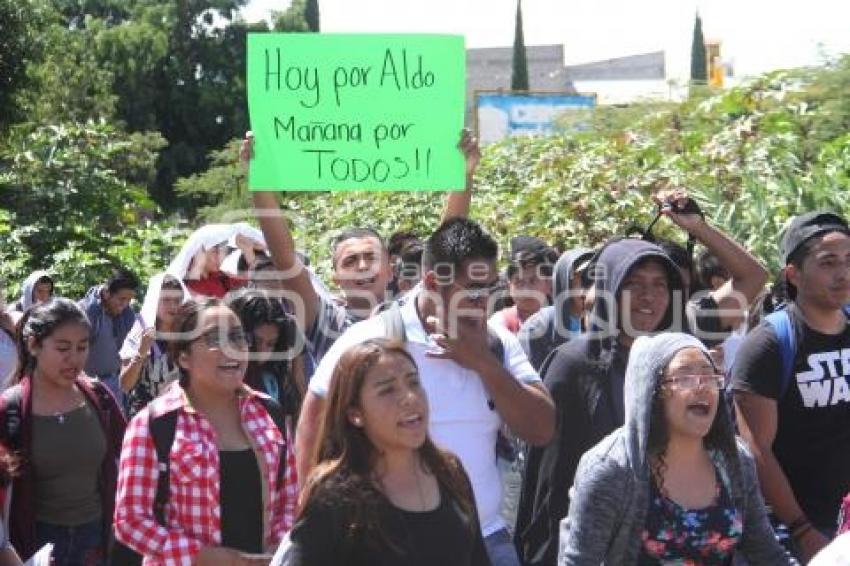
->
[764,310,796,399]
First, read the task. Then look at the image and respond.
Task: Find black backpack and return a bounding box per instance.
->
[109,395,290,565]
[0,380,117,448]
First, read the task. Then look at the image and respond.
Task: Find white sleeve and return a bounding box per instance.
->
[119,322,143,362]
[492,324,541,385]
[488,311,507,331]
[308,319,384,398]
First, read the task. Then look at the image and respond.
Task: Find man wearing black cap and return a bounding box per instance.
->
[490,236,559,334]
[733,211,850,562]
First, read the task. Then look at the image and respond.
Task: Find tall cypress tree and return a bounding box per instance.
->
[690,12,707,83]
[305,0,320,32]
[511,0,529,91]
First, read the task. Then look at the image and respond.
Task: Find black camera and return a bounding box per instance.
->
[661,197,703,217]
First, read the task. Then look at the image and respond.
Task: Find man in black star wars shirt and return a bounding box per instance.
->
[733,211,850,563]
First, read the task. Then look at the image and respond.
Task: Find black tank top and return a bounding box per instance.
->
[219,448,264,553]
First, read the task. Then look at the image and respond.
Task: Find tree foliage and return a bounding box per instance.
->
[511,0,529,91]
[0,121,189,300]
[178,58,850,287]
[305,0,319,32]
[690,13,707,83]
[0,0,45,129]
[5,0,850,302]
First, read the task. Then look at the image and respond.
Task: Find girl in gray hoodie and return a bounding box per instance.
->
[559,333,794,565]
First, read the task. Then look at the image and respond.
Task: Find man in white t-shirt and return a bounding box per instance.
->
[298,218,555,566]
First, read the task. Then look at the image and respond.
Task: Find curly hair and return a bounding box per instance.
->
[647,367,740,496]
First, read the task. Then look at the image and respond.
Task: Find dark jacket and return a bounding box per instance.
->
[0,376,126,560]
[559,333,792,565]
[515,239,684,566]
[79,285,136,379]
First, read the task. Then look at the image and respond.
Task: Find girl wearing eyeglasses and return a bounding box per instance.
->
[558,333,794,565]
[113,299,297,565]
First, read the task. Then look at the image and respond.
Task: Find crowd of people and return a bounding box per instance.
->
[0,130,848,566]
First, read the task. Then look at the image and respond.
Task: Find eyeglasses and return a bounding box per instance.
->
[662,373,725,390]
[449,281,502,303]
[195,327,249,351]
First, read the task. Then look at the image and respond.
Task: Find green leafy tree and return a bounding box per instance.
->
[177,56,850,286]
[16,14,117,124]
[690,12,707,83]
[0,121,175,298]
[0,0,48,129]
[511,0,529,91]
[305,0,319,31]
[272,0,309,32]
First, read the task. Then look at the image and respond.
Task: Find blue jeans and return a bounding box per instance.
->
[35,518,104,566]
[484,528,521,566]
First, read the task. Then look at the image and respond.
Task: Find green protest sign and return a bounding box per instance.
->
[247,33,466,191]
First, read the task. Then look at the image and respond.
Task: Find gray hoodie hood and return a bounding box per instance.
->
[553,248,593,297]
[552,247,593,325]
[584,238,685,371]
[18,270,52,311]
[623,332,715,479]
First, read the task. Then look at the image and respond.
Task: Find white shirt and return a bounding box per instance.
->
[811,531,850,565]
[309,291,541,536]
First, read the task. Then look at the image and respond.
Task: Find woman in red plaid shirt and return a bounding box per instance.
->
[114,299,297,566]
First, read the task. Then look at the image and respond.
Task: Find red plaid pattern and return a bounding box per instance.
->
[114,383,297,565]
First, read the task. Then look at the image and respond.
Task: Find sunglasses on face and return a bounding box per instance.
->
[195,327,249,351]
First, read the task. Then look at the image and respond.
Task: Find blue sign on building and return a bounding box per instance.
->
[475,92,596,143]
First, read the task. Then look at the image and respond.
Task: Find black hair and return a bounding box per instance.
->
[656,238,698,296]
[506,247,559,280]
[422,218,498,272]
[250,254,277,274]
[785,235,823,302]
[15,298,91,382]
[655,239,692,272]
[387,231,421,257]
[331,228,386,266]
[169,299,227,388]
[106,267,140,294]
[228,289,301,415]
[161,275,183,292]
[647,355,740,495]
[697,251,729,290]
[33,275,54,293]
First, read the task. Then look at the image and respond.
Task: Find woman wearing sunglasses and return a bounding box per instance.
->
[114,299,297,565]
[559,333,793,565]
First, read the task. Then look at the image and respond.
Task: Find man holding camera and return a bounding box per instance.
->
[515,190,768,566]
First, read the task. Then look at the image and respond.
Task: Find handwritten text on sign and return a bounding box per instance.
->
[247,34,466,191]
